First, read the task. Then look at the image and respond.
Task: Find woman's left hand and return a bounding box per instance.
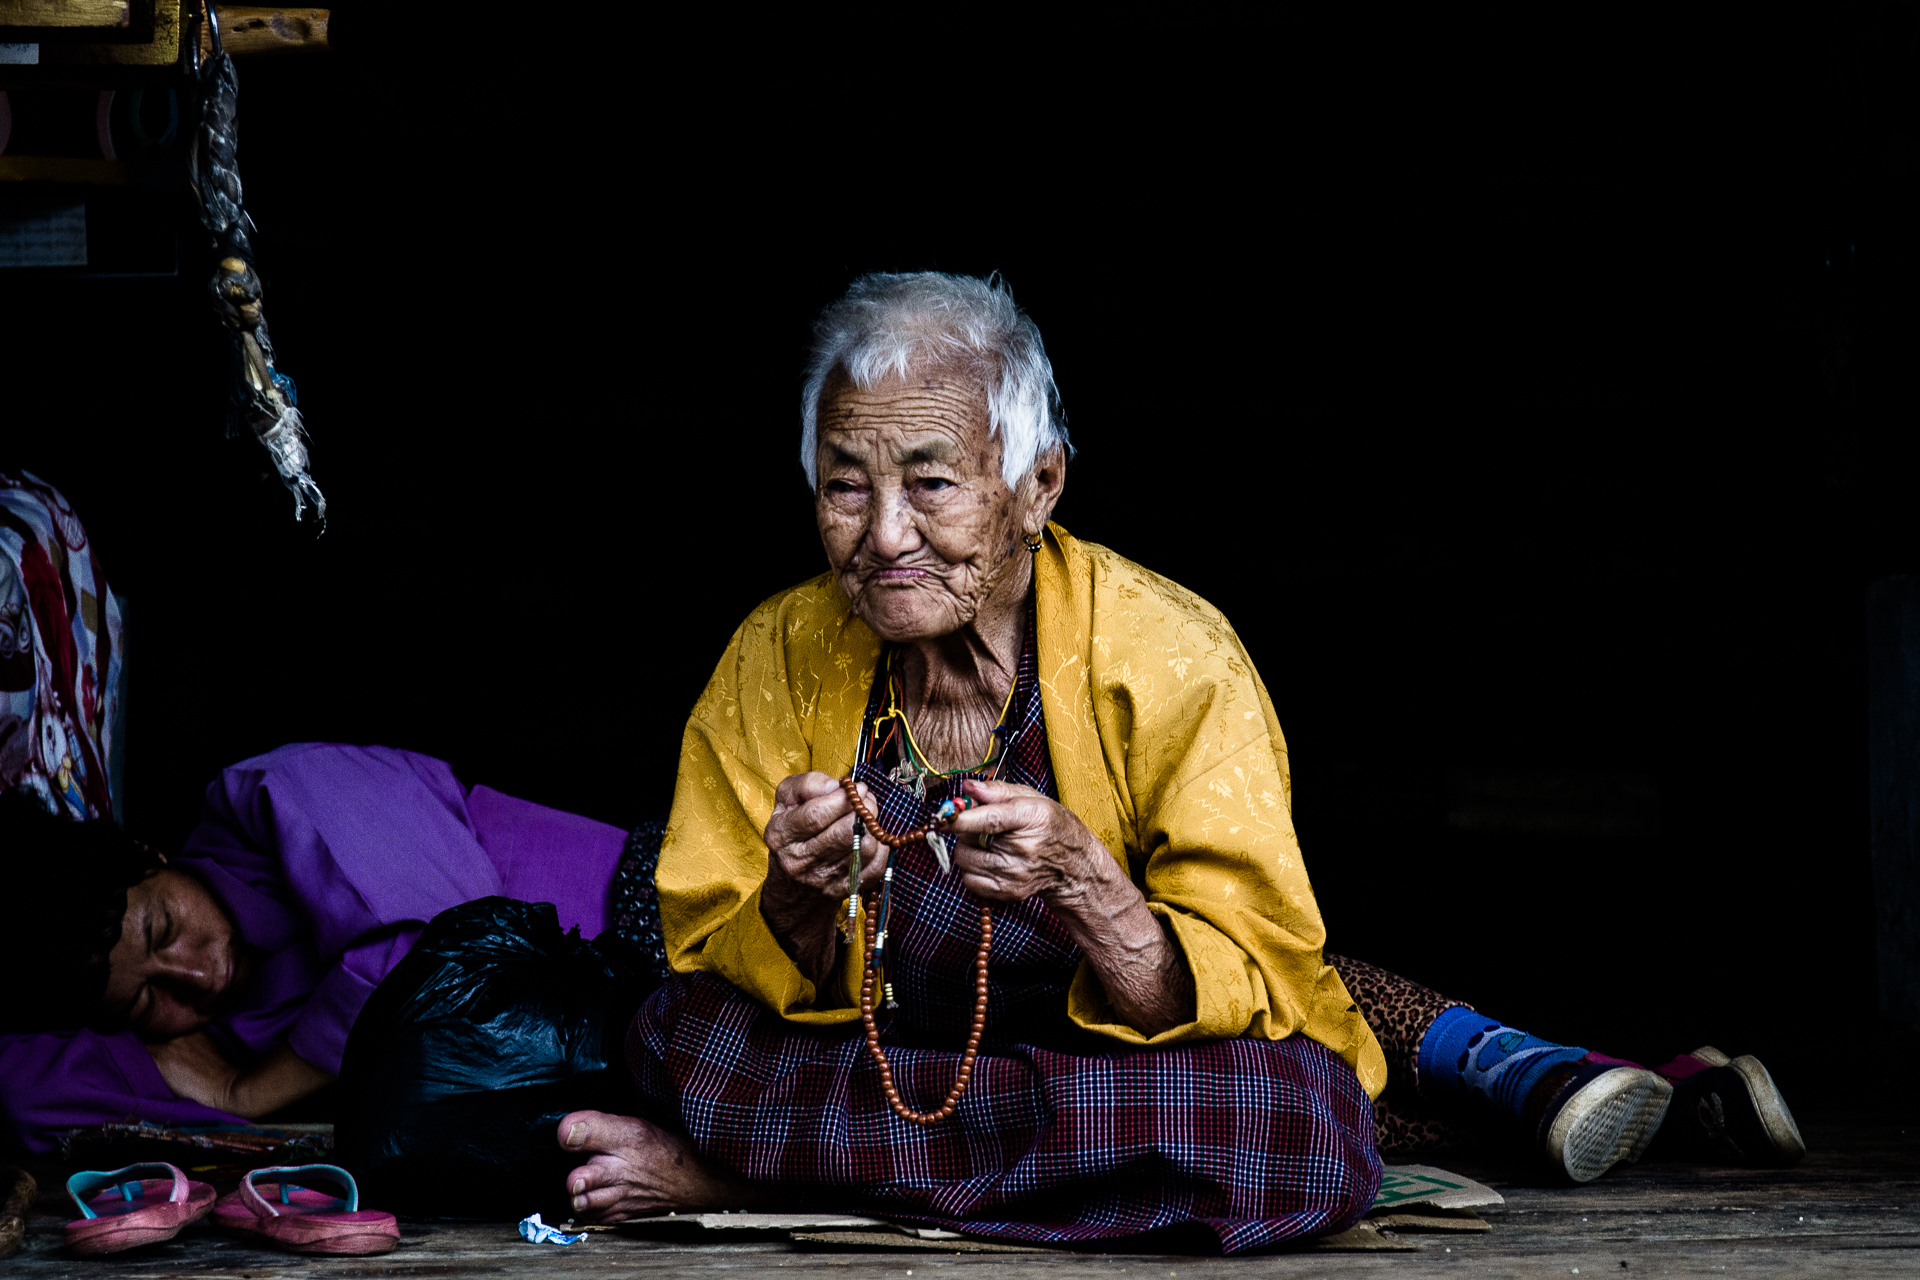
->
[940,778,1117,907]
[943,778,1194,1035]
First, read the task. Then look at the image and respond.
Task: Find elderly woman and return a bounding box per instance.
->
[550,274,1803,1251]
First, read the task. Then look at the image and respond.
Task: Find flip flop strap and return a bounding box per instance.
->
[66,1162,187,1219]
[240,1164,358,1217]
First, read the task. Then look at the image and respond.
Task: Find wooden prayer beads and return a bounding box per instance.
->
[841,773,954,848]
[860,893,991,1126]
[842,775,992,1126]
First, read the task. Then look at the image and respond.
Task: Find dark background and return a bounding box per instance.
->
[5,10,1917,1102]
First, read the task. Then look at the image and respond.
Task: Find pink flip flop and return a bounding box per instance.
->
[211,1164,398,1256]
[64,1163,216,1256]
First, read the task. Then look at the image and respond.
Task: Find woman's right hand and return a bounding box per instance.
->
[760,772,890,981]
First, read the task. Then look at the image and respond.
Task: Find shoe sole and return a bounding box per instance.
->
[1548,1068,1673,1183]
[65,1187,215,1257]
[1730,1055,1807,1164]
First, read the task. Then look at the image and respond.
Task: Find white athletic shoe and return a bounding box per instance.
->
[1538,1065,1674,1183]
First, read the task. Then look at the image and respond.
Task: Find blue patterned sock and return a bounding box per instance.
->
[1416,1006,1590,1119]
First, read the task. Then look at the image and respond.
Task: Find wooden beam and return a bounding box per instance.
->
[27,4,328,65]
[0,2,327,84]
[198,7,327,58]
[0,1,130,28]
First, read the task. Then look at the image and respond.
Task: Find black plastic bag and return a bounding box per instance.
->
[336,896,658,1219]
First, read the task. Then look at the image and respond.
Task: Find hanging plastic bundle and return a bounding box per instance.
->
[185,2,325,527]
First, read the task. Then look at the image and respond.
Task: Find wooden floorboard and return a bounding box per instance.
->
[5,1114,1913,1278]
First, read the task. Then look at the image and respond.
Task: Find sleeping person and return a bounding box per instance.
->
[0,742,630,1153]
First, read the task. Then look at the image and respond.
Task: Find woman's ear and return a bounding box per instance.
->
[1024,445,1067,535]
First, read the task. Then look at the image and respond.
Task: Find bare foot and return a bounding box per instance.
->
[556,1110,756,1223]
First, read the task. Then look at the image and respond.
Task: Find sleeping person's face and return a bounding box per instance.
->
[100,868,244,1040]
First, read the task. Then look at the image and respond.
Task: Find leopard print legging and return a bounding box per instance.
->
[1326,952,1477,1155]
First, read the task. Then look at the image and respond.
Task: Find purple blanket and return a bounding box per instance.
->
[0,743,625,1153]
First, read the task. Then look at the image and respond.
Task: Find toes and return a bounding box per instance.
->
[568,1183,628,1216]
[564,1157,643,1222]
[557,1109,622,1151]
[563,1155,624,1215]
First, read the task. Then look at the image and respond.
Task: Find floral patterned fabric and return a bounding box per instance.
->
[0,472,120,820]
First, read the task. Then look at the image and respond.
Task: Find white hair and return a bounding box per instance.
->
[800,271,1071,489]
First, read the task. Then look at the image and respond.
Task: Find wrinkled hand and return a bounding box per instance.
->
[945,779,1193,1036]
[761,772,891,982]
[941,778,1117,906]
[147,1031,241,1113]
[762,772,893,930]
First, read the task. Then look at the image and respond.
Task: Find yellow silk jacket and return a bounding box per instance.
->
[657,523,1386,1099]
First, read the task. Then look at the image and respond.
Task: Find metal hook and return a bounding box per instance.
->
[183,0,202,76]
[185,1,226,78]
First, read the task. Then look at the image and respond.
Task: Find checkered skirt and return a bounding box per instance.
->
[629,619,1380,1252]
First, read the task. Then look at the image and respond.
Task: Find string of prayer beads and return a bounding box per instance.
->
[841,775,991,1126]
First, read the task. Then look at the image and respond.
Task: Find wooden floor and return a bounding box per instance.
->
[5,1114,1914,1278]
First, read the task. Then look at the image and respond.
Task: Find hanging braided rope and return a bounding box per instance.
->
[186,1,326,527]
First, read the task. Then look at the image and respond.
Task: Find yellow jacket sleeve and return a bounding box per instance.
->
[655,583,881,1025]
[1038,530,1386,1098]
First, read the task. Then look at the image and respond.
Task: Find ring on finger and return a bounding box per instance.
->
[978,832,996,853]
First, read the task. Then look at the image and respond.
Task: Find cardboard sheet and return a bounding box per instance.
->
[1370,1164,1506,1212]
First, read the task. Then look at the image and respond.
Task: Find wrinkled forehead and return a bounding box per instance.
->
[815,366,997,472]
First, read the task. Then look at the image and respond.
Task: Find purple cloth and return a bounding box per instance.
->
[0,743,625,1153]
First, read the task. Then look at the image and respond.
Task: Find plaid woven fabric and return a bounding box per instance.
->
[629,611,1381,1252]
[630,973,1380,1252]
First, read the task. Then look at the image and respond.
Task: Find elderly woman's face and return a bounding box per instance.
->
[815,368,1054,642]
